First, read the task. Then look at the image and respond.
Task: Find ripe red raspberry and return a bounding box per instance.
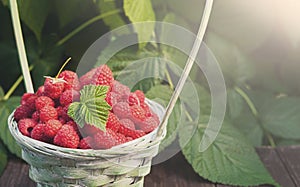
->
[39,106,58,122]
[18,118,37,137]
[44,119,63,139]
[140,102,152,117]
[112,102,130,119]
[80,124,101,137]
[31,123,50,142]
[134,90,145,103]
[36,86,45,96]
[79,68,97,87]
[58,70,80,91]
[115,133,126,145]
[106,112,121,132]
[21,93,37,111]
[118,124,145,139]
[65,120,80,135]
[105,92,119,107]
[127,93,140,106]
[130,104,146,124]
[91,65,114,87]
[93,128,116,149]
[53,125,80,148]
[35,96,55,111]
[136,117,159,133]
[14,105,32,121]
[31,111,40,122]
[111,80,130,96]
[59,89,80,106]
[21,93,34,105]
[119,119,135,130]
[78,136,93,149]
[56,105,71,122]
[44,78,65,99]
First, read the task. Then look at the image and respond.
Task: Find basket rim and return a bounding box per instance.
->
[8,99,167,159]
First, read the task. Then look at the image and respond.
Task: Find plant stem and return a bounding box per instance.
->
[55,57,71,78]
[234,86,276,147]
[234,86,258,117]
[3,65,34,101]
[56,9,122,46]
[164,69,174,90]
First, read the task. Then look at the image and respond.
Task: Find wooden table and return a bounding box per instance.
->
[1,146,299,187]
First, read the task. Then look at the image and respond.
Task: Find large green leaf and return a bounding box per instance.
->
[260,97,300,139]
[0,142,7,175]
[18,0,51,41]
[179,120,277,186]
[0,95,22,157]
[96,0,129,35]
[123,0,155,48]
[232,107,264,147]
[68,85,111,131]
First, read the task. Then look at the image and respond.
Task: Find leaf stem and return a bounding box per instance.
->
[164,69,174,90]
[55,57,71,78]
[234,86,258,117]
[56,9,122,46]
[3,65,34,100]
[234,86,276,147]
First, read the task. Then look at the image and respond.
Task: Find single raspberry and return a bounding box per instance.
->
[59,89,80,106]
[78,136,93,149]
[39,106,58,122]
[106,112,121,132]
[119,119,135,130]
[35,96,55,111]
[44,78,65,99]
[58,70,80,91]
[18,118,37,137]
[93,128,116,149]
[130,104,146,124]
[44,119,63,138]
[136,117,159,133]
[80,124,101,137]
[31,123,50,142]
[115,133,126,145]
[23,94,37,111]
[31,111,40,122]
[105,92,119,107]
[127,93,140,106]
[134,90,145,103]
[53,125,80,148]
[21,93,35,105]
[79,68,97,87]
[112,102,130,119]
[14,105,32,121]
[111,80,130,96]
[140,102,152,117]
[36,86,45,96]
[91,65,114,87]
[65,120,80,135]
[118,125,145,139]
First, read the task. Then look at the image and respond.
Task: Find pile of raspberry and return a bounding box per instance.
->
[14,64,160,149]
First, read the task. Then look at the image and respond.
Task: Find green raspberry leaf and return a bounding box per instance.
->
[179,120,277,186]
[68,85,111,132]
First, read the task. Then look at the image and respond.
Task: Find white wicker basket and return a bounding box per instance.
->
[8,99,166,187]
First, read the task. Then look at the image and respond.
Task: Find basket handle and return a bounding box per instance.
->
[156,0,214,138]
[9,0,34,93]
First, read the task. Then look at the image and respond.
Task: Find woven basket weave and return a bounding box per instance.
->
[8,99,166,187]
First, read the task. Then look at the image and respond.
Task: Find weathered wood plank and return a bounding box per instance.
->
[0,158,35,187]
[145,152,215,187]
[276,146,300,187]
[256,147,296,187]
